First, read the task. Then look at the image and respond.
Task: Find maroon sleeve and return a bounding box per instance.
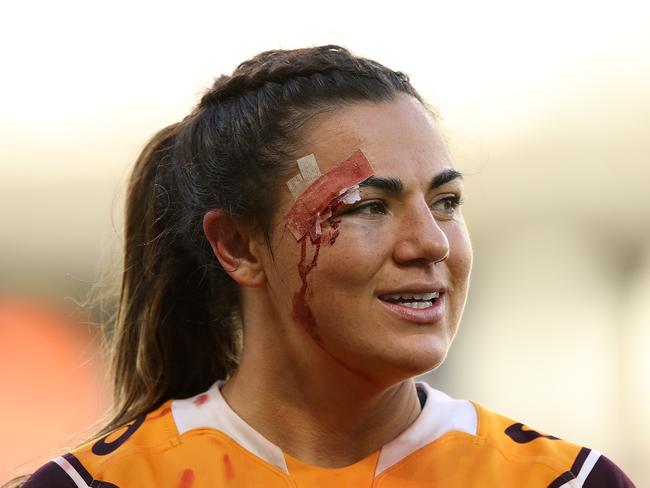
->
[22,461,77,488]
[583,454,636,488]
[547,448,636,488]
[22,454,119,488]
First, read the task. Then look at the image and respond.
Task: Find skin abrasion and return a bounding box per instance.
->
[287,149,375,381]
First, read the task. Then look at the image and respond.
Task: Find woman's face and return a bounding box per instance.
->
[259,94,473,383]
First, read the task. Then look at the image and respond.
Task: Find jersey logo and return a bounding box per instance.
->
[504,423,560,444]
[92,415,146,456]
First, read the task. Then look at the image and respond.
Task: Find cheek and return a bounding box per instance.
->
[262,234,306,307]
[446,221,473,287]
[313,222,387,286]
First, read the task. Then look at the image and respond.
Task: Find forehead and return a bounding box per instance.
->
[299,94,453,181]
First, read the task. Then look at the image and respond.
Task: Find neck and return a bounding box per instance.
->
[221,326,421,468]
[222,368,420,468]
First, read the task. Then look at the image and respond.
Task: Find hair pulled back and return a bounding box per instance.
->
[108,45,423,432]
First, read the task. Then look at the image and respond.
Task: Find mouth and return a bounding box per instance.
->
[377,290,446,324]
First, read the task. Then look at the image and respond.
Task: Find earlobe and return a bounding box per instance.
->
[202,210,266,287]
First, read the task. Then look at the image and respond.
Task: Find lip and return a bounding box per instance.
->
[377,292,446,325]
[376,283,446,297]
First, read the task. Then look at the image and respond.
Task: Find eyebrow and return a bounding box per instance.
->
[358,168,463,193]
[431,168,464,189]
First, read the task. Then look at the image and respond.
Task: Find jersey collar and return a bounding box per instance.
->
[171,380,477,476]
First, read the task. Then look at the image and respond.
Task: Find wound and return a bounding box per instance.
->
[326,219,341,246]
[284,149,373,241]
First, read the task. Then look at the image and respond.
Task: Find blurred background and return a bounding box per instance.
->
[1,0,648,484]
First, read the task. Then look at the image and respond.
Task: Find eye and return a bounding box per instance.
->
[430,195,463,218]
[341,200,387,217]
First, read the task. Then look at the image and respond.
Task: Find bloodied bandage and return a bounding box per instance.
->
[284,149,374,241]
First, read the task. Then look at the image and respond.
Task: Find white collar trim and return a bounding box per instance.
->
[171,380,289,472]
[374,382,478,475]
[170,380,477,477]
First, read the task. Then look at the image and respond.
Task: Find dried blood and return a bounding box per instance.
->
[284,149,373,241]
[327,219,341,246]
[291,235,370,381]
[193,394,209,407]
[223,454,235,480]
[292,236,323,345]
[178,468,195,488]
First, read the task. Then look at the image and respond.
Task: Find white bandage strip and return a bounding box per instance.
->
[287,153,323,198]
[297,153,321,184]
[286,173,306,198]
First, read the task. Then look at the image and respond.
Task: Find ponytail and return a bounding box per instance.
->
[103,122,240,433]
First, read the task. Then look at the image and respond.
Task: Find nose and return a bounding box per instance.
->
[392,198,450,265]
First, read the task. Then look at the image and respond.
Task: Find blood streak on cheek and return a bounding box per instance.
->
[292,235,323,345]
[291,235,370,382]
[286,149,373,381]
[290,237,328,346]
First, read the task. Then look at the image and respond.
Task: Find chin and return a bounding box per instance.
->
[374,340,451,383]
[405,350,448,376]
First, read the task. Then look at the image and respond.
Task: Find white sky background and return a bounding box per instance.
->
[1,0,649,185]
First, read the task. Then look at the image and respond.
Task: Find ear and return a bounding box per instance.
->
[203,210,266,288]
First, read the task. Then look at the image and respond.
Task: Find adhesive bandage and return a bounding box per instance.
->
[284,149,374,241]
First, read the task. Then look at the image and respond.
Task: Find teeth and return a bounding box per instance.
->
[400,301,433,309]
[382,291,440,301]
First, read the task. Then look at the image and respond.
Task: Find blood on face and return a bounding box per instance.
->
[286,150,374,381]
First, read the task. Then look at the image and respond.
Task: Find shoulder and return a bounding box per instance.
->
[23,399,183,487]
[473,400,636,487]
[21,383,281,488]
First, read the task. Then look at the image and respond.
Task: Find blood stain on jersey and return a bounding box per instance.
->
[223,454,236,480]
[193,394,209,407]
[178,468,195,488]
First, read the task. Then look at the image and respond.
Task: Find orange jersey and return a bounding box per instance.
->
[24,381,635,487]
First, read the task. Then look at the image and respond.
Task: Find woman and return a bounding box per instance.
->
[16,45,635,487]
